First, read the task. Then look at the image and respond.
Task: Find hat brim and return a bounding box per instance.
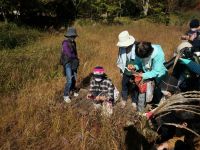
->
[64,34,78,37]
[176,41,192,53]
[116,36,135,47]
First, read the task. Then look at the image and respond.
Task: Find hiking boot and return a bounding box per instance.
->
[63,96,71,103]
[73,92,79,97]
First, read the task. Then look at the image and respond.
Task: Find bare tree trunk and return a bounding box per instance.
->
[119,1,122,17]
[2,12,8,24]
[0,6,8,24]
[72,0,83,19]
[142,0,150,16]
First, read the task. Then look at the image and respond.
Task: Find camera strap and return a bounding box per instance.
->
[172,52,181,70]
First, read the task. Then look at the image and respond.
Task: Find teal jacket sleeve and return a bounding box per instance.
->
[185,60,200,75]
[142,48,166,80]
[179,58,191,65]
[124,59,135,75]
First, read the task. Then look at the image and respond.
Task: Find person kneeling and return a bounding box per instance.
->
[87,66,115,116]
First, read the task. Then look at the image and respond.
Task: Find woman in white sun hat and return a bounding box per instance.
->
[116,31,138,108]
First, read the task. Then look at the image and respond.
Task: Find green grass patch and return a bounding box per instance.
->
[0,22,41,49]
[0,32,63,94]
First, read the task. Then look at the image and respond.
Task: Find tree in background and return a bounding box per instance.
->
[0,0,18,23]
[71,0,90,19]
[0,0,199,26]
[142,0,150,16]
[85,0,124,23]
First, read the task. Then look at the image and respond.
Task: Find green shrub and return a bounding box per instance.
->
[113,17,132,25]
[75,19,96,26]
[148,13,170,25]
[0,45,61,94]
[168,11,200,26]
[0,23,41,49]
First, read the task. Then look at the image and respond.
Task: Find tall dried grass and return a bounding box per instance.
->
[0,21,189,149]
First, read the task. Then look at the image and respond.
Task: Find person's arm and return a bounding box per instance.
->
[179,58,200,74]
[107,80,115,100]
[89,79,96,93]
[142,51,166,80]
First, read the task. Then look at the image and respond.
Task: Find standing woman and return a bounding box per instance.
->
[60,27,79,103]
[116,31,138,108]
[133,42,167,111]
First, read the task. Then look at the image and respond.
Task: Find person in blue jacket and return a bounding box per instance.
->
[132,41,168,111]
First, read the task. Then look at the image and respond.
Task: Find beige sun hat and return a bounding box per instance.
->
[176,41,192,53]
[117,31,135,47]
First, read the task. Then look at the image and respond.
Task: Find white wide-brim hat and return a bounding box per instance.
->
[176,41,192,53]
[117,31,135,47]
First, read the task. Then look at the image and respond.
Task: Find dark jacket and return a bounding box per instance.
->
[60,39,78,66]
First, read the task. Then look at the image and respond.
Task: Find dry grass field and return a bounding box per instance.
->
[0,20,189,149]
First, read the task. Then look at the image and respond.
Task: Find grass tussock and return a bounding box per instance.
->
[0,21,189,149]
[0,23,41,49]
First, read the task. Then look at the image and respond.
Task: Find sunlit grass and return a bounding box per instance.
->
[0,20,190,149]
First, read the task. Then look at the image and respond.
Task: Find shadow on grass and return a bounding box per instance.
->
[124,125,151,150]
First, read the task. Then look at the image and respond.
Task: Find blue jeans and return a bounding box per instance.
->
[64,63,77,96]
[121,74,138,103]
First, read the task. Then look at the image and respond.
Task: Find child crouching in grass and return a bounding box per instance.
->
[86,66,117,116]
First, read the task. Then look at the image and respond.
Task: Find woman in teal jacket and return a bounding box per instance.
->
[133,41,168,111]
[134,42,167,83]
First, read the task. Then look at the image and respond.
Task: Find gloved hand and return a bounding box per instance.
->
[179,58,191,65]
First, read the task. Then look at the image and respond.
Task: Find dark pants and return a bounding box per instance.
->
[121,74,138,103]
[173,63,200,91]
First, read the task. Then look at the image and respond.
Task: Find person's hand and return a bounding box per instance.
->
[95,96,107,102]
[95,96,100,101]
[134,75,142,84]
[100,96,107,101]
[189,32,197,41]
[134,72,143,77]
[137,72,143,77]
[181,35,189,40]
[179,58,191,65]
[127,64,135,71]
[87,93,92,99]
[157,143,169,150]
